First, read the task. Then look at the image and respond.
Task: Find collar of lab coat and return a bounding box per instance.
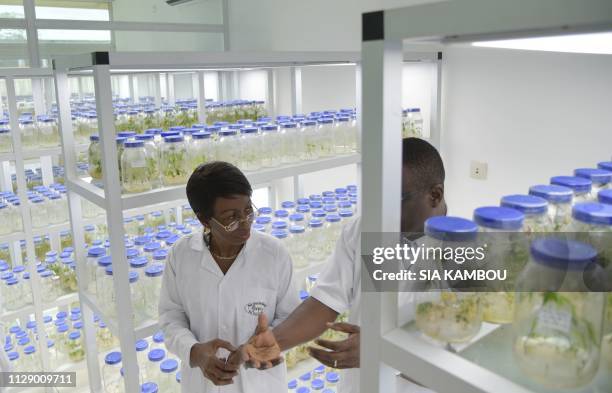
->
[190,230,256,277]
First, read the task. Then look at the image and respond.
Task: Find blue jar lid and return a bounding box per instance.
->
[256,216,271,225]
[145,264,164,277]
[153,250,168,261]
[551,176,592,194]
[98,255,112,267]
[271,230,288,239]
[275,209,289,218]
[192,131,211,140]
[135,134,154,141]
[135,339,149,352]
[425,216,478,241]
[156,231,172,240]
[8,352,18,361]
[130,256,148,268]
[40,270,53,278]
[134,236,152,246]
[325,214,341,223]
[105,265,113,275]
[473,206,524,230]
[288,379,298,389]
[144,242,162,253]
[43,315,52,323]
[125,140,144,148]
[314,364,325,374]
[148,348,165,362]
[530,238,596,270]
[296,205,310,213]
[165,234,180,246]
[105,351,122,365]
[312,379,325,390]
[572,202,612,226]
[129,271,139,283]
[599,189,612,205]
[529,184,573,204]
[126,248,139,259]
[164,135,184,143]
[141,382,158,393]
[297,198,310,205]
[301,120,316,126]
[299,290,309,301]
[500,194,548,215]
[289,213,304,222]
[289,225,305,234]
[15,330,27,339]
[312,210,326,218]
[68,331,81,340]
[574,168,612,185]
[258,207,272,215]
[153,331,164,343]
[326,372,339,383]
[339,210,353,218]
[73,321,83,329]
[87,247,105,257]
[252,224,266,232]
[56,325,68,333]
[12,265,25,273]
[47,339,54,348]
[598,161,612,172]
[310,201,323,209]
[299,372,312,381]
[261,125,278,132]
[24,345,36,354]
[160,358,179,373]
[56,311,67,319]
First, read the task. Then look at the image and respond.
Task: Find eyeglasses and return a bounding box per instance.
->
[210,205,256,232]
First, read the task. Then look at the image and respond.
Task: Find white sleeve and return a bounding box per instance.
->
[158,246,199,366]
[310,218,359,314]
[271,241,300,327]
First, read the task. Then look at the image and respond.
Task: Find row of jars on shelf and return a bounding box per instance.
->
[88,114,358,194]
[401,107,424,139]
[410,161,612,390]
[0,116,61,152]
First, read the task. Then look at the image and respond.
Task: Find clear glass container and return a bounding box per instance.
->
[529,184,574,232]
[473,206,525,324]
[306,219,327,262]
[0,125,12,153]
[97,321,118,352]
[575,168,612,197]
[333,117,350,155]
[19,120,38,149]
[402,108,424,138]
[513,238,605,389]
[21,345,39,371]
[348,114,359,153]
[38,118,59,147]
[570,202,612,268]
[299,120,320,161]
[121,141,152,194]
[215,130,240,166]
[145,349,166,384]
[66,330,84,362]
[0,203,11,235]
[40,270,58,304]
[500,194,552,233]
[29,197,47,228]
[129,270,144,324]
[136,134,161,189]
[316,119,335,158]
[159,359,179,393]
[259,125,282,167]
[103,351,124,393]
[10,200,23,232]
[280,122,299,164]
[143,264,164,320]
[415,216,482,343]
[288,225,308,269]
[135,339,150,383]
[189,131,214,170]
[161,136,189,186]
[323,215,342,255]
[239,127,262,171]
[551,175,593,205]
[88,135,103,180]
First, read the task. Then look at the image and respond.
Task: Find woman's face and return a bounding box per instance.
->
[205,194,254,246]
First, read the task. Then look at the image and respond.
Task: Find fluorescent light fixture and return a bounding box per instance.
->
[472,32,612,55]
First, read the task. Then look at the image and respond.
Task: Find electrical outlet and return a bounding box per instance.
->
[470,161,488,180]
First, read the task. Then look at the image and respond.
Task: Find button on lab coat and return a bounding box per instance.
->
[159,229,299,393]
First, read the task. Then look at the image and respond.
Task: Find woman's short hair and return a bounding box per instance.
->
[186,161,252,219]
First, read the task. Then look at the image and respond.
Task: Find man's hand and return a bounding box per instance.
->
[228,314,283,370]
[190,339,240,386]
[308,322,360,369]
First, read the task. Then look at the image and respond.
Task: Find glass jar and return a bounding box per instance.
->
[0,203,10,235]
[22,345,38,371]
[238,127,262,171]
[415,216,482,343]
[19,120,38,149]
[189,131,214,170]
[55,324,69,355]
[160,136,189,186]
[254,216,271,232]
[311,378,325,391]
[121,141,152,194]
[323,215,342,255]
[333,117,350,155]
[473,206,525,324]
[298,120,319,161]
[86,247,105,295]
[38,118,59,147]
[258,125,281,167]
[215,130,240,166]
[570,202,612,268]
[88,135,103,180]
[143,264,164,320]
[529,184,574,232]
[136,134,161,189]
[280,122,299,164]
[135,339,150,383]
[513,238,605,389]
[500,194,552,233]
[551,176,593,204]
[575,168,612,197]
[129,271,145,324]
[150,331,165,352]
[3,278,20,311]
[159,359,179,393]
[146,349,166,383]
[29,197,47,228]
[103,351,124,393]
[348,114,359,153]
[316,119,335,158]
[40,270,58,304]
[66,330,84,362]
[288,225,308,269]
[601,189,612,206]
[306,219,326,262]
[0,126,12,153]
[97,321,117,352]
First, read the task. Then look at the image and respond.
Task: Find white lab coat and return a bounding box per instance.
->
[159,229,299,393]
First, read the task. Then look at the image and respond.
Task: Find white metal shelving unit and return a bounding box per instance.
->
[360,1,612,392]
[53,51,361,393]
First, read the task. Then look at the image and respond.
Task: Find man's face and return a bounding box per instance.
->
[400,168,447,234]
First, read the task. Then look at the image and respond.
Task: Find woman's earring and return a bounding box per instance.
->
[203,225,211,235]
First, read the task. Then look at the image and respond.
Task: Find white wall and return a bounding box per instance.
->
[301,65,356,114]
[441,46,612,218]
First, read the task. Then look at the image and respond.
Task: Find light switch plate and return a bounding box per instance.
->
[470,161,488,180]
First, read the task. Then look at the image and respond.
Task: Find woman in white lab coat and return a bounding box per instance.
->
[159,161,299,393]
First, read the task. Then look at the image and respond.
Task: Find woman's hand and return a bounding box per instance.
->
[308,322,360,369]
[227,314,283,370]
[190,339,240,386]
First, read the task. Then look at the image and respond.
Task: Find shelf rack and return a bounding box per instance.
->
[53,51,361,393]
[360,1,612,392]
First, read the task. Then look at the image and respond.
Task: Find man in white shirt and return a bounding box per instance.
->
[239,137,447,393]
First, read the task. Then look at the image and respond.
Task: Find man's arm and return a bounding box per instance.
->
[273,297,339,352]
